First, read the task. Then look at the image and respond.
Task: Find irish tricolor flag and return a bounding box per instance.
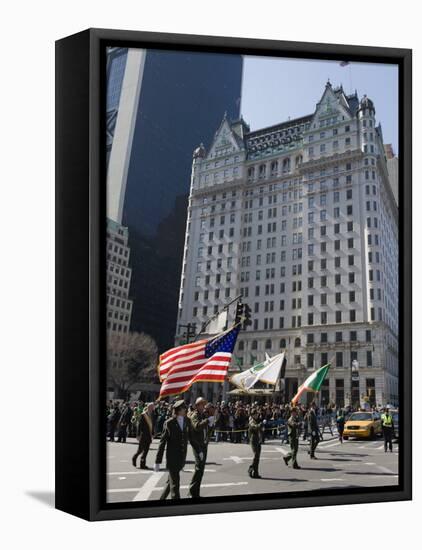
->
[291,364,331,404]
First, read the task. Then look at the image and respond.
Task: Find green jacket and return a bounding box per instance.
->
[248,416,263,446]
[188,410,210,453]
[287,415,300,440]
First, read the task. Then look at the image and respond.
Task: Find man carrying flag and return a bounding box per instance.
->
[291,363,331,405]
[158,325,240,399]
[291,363,331,459]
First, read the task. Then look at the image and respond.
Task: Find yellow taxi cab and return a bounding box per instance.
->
[343,411,382,440]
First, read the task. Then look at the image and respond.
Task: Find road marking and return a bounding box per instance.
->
[271,447,288,456]
[132,472,165,501]
[224,456,244,464]
[118,477,126,480]
[320,442,341,449]
[262,449,282,453]
[320,478,344,482]
[365,462,376,466]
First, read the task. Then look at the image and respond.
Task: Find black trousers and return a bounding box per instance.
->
[383,427,393,451]
[250,443,261,473]
[132,440,151,467]
[160,469,181,500]
[189,447,207,498]
[310,432,320,457]
[285,437,299,466]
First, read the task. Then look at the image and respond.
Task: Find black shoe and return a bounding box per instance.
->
[253,472,262,479]
[293,464,301,470]
[310,455,317,459]
[140,465,150,470]
[283,456,289,467]
[248,467,254,478]
[132,456,137,468]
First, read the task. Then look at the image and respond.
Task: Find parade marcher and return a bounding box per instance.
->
[248,408,264,478]
[116,402,133,443]
[154,400,191,500]
[188,397,215,499]
[336,409,345,443]
[381,407,395,452]
[308,401,320,459]
[107,403,121,442]
[132,402,155,469]
[283,407,301,469]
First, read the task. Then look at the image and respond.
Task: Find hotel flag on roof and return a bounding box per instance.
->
[158,325,240,399]
[291,363,331,405]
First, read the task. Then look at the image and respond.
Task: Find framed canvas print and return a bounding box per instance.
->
[55,28,412,521]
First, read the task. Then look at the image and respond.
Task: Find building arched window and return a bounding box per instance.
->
[280,338,286,349]
[282,158,291,173]
[265,339,272,350]
[270,160,278,175]
[295,155,303,168]
[251,340,258,350]
[247,166,255,180]
[259,164,266,179]
[294,337,301,348]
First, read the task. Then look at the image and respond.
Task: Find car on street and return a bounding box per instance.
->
[343,411,382,440]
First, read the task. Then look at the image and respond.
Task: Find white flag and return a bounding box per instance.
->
[207,310,228,335]
[230,352,285,391]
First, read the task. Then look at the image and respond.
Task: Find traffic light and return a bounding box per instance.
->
[235,301,244,324]
[242,303,252,330]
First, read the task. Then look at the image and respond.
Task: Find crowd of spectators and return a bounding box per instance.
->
[106,398,377,443]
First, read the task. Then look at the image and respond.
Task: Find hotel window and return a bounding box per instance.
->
[334,207,340,218]
[349,272,355,284]
[320,225,326,236]
[308,313,314,325]
[336,352,343,367]
[307,353,314,368]
[335,274,341,285]
[367,350,373,367]
[348,255,354,266]
[321,275,327,287]
[350,310,356,322]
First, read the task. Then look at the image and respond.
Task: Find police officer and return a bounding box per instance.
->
[248,408,263,479]
[154,400,190,500]
[132,402,155,469]
[381,407,394,452]
[188,397,215,499]
[308,401,320,459]
[283,407,301,469]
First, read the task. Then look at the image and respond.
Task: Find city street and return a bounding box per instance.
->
[107,431,399,503]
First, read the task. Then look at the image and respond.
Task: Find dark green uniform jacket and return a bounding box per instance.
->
[155,416,190,471]
[287,416,300,439]
[188,410,210,453]
[248,417,263,446]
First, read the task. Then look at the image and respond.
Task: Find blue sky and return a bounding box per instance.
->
[241,56,399,154]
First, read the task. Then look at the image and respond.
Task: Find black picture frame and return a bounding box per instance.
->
[55,28,412,521]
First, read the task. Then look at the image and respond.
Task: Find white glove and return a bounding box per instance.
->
[154,464,160,472]
[199,452,204,461]
[208,416,215,426]
[263,419,267,424]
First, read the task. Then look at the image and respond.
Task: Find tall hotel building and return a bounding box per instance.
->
[177,82,399,407]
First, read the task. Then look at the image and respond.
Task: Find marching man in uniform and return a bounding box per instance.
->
[154,400,190,500]
[188,397,215,499]
[308,401,320,459]
[248,408,264,479]
[132,402,155,469]
[283,407,301,469]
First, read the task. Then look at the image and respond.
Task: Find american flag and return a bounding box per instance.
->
[158,326,240,398]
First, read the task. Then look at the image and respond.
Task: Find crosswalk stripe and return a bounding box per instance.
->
[132,472,164,501]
